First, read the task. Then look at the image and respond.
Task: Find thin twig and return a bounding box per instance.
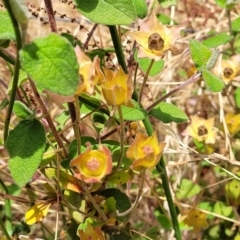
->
[83,23,98,50]
[29,79,68,158]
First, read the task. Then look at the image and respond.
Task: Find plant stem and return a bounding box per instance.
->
[0,50,15,65]
[74,95,81,155]
[109,25,182,239]
[0,179,13,238]
[29,79,68,158]
[3,0,22,145]
[110,106,125,175]
[138,59,155,105]
[146,72,201,112]
[82,182,108,221]
[108,25,128,74]
[44,0,57,32]
[84,23,98,49]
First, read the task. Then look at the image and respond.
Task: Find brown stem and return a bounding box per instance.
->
[44,0,57,33]
[146,72,201,112]
[29,79,68,158]
[83,23,98,50]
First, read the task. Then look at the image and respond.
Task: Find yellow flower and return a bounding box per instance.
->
[221,55,240,83]
[127,11,183,60]
[183,208,208,233]
[183,115,217,144]
[70,143,112,183]
[212,55,240,84]
[102,66,132,106]
[75,46,104,95]
[126,131,165,171]
[225,112,240,136]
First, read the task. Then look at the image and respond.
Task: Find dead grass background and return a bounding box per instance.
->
[0,0,240,239]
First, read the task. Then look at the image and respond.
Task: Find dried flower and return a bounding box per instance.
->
[126,131,165,171]
[128,11,183,60]
[75,46,104,95]
[70,143,112,183]
[183,115,217,144]
[102,66,132,106]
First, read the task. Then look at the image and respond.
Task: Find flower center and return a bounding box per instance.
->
[148,32,164,51]
[142,145,153,154]
[223,67,233,78]
[86,158,100,171]
[198,125,208,136]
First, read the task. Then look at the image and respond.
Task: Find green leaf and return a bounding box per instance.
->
[176,178,201,200]
[104,197,117,215]
[6,119,46,187]
[92,113,107,134]
[97,188,131,221]
[202,68,225,92]
[157,14,177,24]
[116,104,147,121]
[213,201,233,217]
[232,16,240,32]
[158,0,177,8]
[154,208,172,230]
[19,33,79,96]
[74,0,137,25]
[202,32,234,48]
[149,102,188,123]
[13,101,33,119]
[215,0,226,8]
[189,39,212,70]
[0,10,15,41]
[106,171,131,184]
[132,0,148,19]
[134,50,164,76]
[235,88,240,108]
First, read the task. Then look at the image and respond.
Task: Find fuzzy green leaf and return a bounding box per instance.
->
[149,102,188,123]
[0,10,15,40]
[202,68,225,92]
[19,33,79,96]
[74,0,137,25]
[6,119,46,187]
[202,32,234,48]
[189,39,212,70]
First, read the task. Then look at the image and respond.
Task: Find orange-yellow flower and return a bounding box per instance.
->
[78,218,104,240]
[126,131,165,171]
[183,115,217,144]
[70,143,112,183]
[225,112,240,136]
[102,66,132,106]
[75,46,104,95]
[127,11,183,60]
[182,208,208,233]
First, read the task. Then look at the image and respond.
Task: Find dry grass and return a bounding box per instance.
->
[1,0,240,239]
